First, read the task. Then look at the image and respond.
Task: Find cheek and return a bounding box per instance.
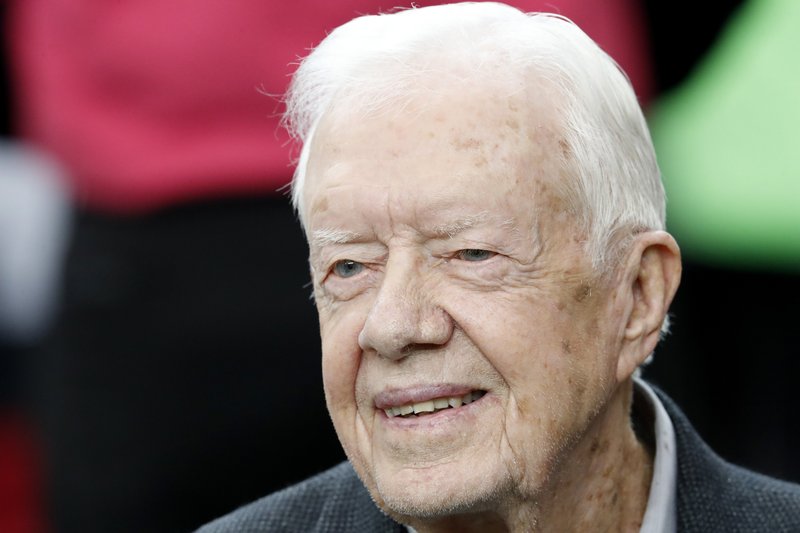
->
[319,308,379,487]
[454,290,564,378]
[320,310,365,413]
[456,289,608,414]
[449,294,590,482]
[450,291,566,417]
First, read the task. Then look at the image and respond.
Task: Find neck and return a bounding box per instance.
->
[412,379,654,533]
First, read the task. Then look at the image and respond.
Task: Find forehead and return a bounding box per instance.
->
[303,80,569,230]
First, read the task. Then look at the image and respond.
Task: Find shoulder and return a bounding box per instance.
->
[195,462,404,533]
[654,387,800,532]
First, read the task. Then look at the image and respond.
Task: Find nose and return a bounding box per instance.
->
[357,254,453,360]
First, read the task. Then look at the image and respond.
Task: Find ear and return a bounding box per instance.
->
[616,231,682,381]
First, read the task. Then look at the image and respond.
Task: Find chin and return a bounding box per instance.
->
[371,459,514,522]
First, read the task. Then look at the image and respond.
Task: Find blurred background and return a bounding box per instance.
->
[0,0,797,531]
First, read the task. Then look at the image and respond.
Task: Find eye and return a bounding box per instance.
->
[455,249,496,262]
[332,259,365,278]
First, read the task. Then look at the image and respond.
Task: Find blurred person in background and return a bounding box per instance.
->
[5,2,350,532]
[2,1,66,529]
[0,141,66,533]
[3,0,655,531]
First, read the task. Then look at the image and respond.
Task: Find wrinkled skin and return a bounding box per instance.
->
[302,83,680,532]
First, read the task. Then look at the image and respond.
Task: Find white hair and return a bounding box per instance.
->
[284,1,665,272]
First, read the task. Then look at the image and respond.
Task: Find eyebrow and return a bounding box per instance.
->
[310,228,362,248]
[309,214,519,247]
[427,212,491,238]
[427,212,525,239]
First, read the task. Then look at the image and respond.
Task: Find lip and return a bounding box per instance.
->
[374,384,481,410]
[377,391,491,429]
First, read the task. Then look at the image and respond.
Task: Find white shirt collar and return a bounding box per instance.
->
[406,379,678,533]
[635,377,678,533]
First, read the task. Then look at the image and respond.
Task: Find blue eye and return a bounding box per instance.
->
[456,249,495,262]
[332,260,364,278]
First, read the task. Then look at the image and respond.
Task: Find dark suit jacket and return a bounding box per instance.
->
[198,390,800,532]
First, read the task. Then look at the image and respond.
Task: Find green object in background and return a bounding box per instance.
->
[648,0,800,272]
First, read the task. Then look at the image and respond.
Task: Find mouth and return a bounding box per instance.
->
[382,390,487,418]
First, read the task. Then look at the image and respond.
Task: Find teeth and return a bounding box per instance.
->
[384,391,485,418]
[413,400,435,414]
[398,405,414,416]
[433,398,449,409]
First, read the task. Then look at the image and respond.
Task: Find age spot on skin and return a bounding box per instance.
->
[574,283,592,302]
[473,154,489,168]
[451,137,482,151]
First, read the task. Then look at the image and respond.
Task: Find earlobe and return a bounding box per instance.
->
[616,231,682,381]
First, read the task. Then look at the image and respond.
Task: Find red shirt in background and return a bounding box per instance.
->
[8,0,652,213]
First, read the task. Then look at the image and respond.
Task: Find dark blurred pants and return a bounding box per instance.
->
[30,195,344,533]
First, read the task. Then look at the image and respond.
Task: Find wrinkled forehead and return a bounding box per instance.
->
[297,78,585,260]
[301,72,571,209]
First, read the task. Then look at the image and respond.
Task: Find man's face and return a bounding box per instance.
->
[303,85,628,520]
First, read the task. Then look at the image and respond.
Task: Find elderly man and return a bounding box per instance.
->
[200,3,800,532]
